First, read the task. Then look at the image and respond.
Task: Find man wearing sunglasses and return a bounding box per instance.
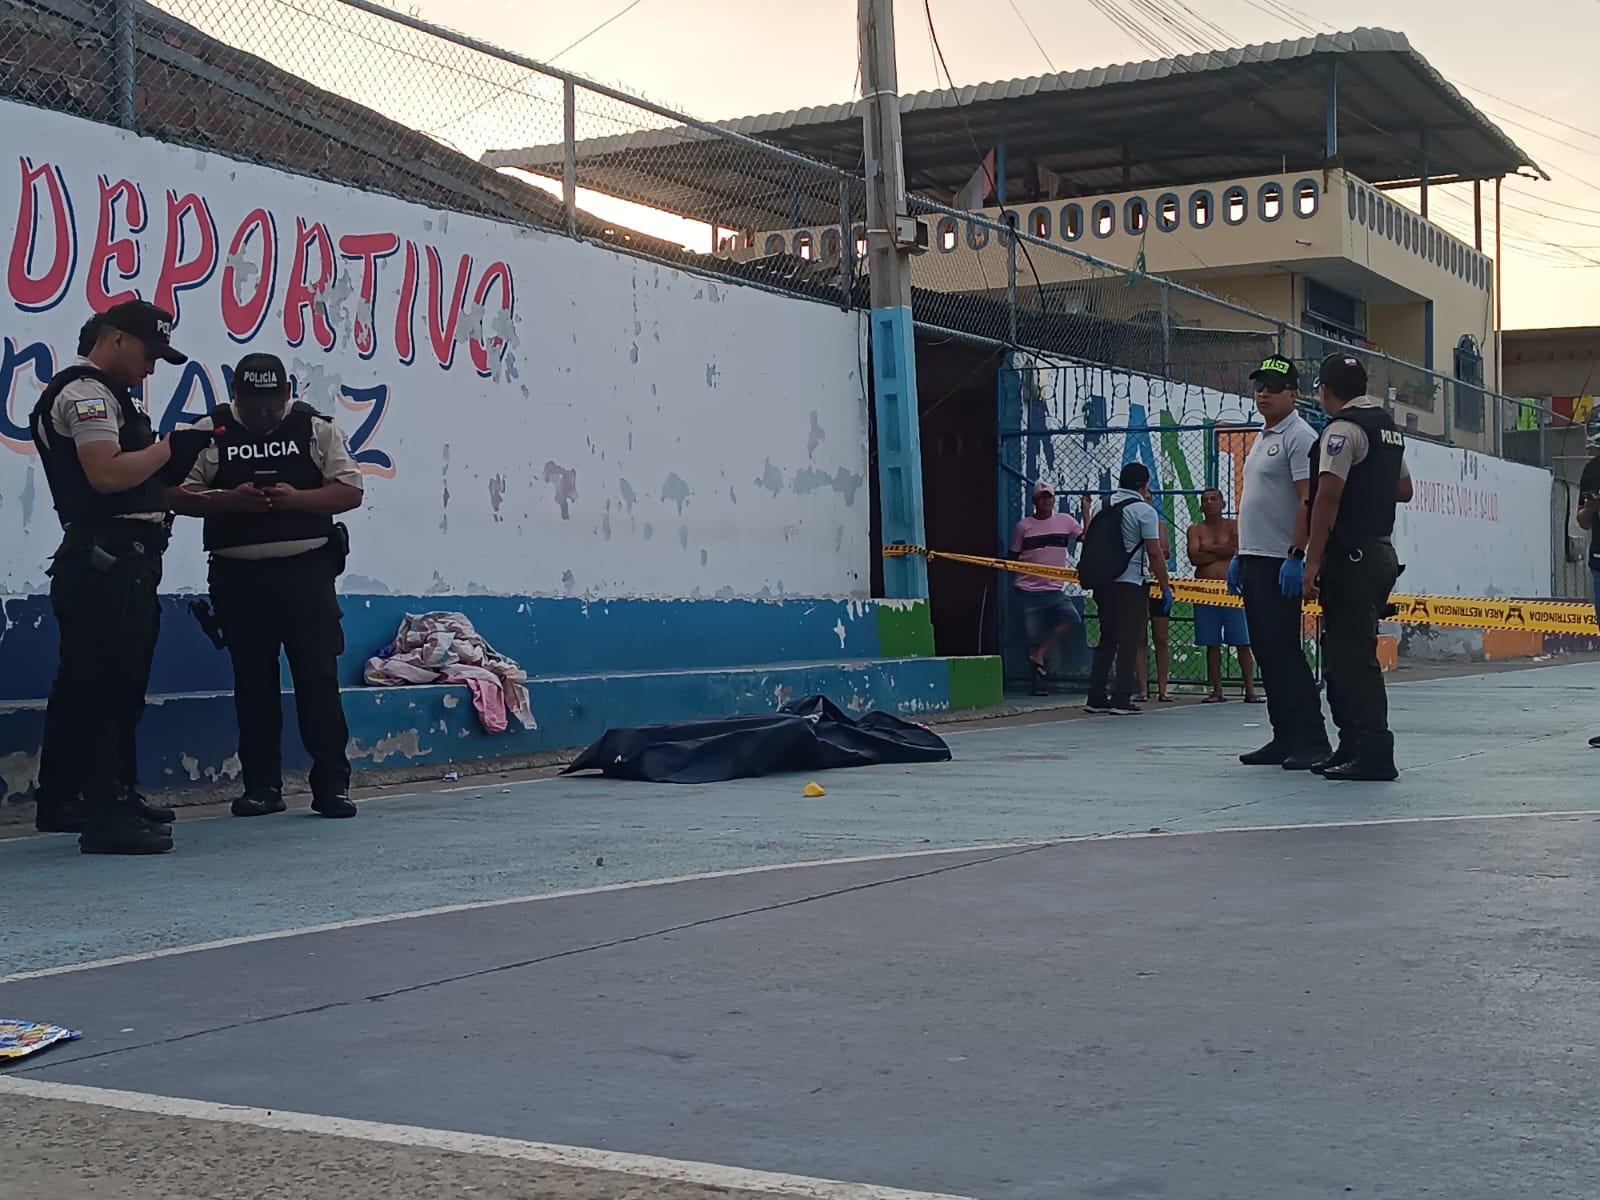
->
[1229,356,1331,770]
[29,301,215,854]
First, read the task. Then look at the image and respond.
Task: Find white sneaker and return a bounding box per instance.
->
[1083,702,1112,714]
[1108,703,1143,716]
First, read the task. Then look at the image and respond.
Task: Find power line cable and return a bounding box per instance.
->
[1004,0,1058,72]
[1450,79,1600,149]
[547,0,650,64]
[922,0,1061,331]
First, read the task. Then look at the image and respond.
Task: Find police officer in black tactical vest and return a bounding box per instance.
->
[1302,352,1414,782]
[30,301,215,854]
[1575,434,1600,747]
[170,353,364,820]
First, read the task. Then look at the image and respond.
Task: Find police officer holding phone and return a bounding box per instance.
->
[30,301,214,854]
[171,353,364,820]
[1302,352,1413,782]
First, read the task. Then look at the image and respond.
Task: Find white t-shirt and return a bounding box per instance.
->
[1238,412,1316,558]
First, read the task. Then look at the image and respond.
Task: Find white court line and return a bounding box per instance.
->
[0,841,1045,984]
[0,1077,977,1200]
[5,807,1600,987]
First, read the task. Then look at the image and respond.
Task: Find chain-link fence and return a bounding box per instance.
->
[7,0,865,305]
[997,356,1303,693]
[6,0,1573,465]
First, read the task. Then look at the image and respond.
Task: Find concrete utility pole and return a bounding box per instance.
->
[858,0,928,599]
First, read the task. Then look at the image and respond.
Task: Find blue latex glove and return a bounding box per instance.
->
[1225,556,1242,595]
[1160,585,1175,616]
[1278,556,1304,598]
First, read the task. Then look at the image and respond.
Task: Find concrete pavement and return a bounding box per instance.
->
[4,661,1599,1198]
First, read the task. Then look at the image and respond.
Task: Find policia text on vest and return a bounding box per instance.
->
[171,352,366,823]
[28,301,215,855]
[1301,353,1410,783]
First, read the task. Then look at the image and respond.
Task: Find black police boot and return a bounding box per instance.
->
[80,809,174,856]
[1309,743,1355,776]
[1323,733,1399,782]
[124,786,176,826]
[34,788,86,834]
[1282,741,1335,772]
[231,787,287,818]
[1239,741,1290,766]
[311,791,358,819]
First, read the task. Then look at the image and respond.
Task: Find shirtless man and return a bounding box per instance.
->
[1187,488,1259,702]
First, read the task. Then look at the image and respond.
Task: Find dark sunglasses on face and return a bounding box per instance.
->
[1254,381,1289,395]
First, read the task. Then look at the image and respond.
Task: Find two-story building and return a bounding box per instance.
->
[487,29,1539,452]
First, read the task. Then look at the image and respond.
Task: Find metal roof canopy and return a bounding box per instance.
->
[482,28,1541,230]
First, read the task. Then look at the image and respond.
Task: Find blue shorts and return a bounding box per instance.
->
[1194,603,1250,647]
[1019,591,1081,644]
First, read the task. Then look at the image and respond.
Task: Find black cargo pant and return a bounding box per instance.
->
[1088,582,1149,707]
[1240,555,1328,751]
[37,522,166,818]
[208,547,351,800]
[1318,540,1401,749]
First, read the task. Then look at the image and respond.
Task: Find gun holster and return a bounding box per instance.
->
[189,599,227,650]
[329,522,350,576]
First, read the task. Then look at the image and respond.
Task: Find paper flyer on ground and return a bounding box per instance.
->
[0,1019,81,1062]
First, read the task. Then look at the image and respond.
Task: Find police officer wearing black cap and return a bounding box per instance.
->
[1302,352,1414,782]
[30,300,215,854]
[170,353,363,819]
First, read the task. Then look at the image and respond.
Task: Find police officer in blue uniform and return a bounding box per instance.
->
[171,353,364,819]
[1302,353,1413,782]
[30,301,214,854]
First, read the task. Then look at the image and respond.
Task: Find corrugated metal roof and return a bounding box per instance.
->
[482,28,1541,228]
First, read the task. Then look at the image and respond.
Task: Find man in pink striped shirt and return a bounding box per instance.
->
[1011,482,1084,695]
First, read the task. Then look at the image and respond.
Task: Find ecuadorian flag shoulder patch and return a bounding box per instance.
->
[72,397,108,421]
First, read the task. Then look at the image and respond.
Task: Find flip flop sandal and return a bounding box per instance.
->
[1202,693,1228,704]
[1243,695,1267,704]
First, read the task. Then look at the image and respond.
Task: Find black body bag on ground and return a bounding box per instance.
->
[563,695,952,784]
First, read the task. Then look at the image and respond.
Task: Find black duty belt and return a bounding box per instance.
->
[62,518,172,557]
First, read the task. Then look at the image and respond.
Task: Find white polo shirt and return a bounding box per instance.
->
[1238,412,1317,558]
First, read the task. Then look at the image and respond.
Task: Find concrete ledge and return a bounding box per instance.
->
[0,654,1000,811]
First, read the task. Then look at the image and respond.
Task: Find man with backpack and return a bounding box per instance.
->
[1080,463,1174,715]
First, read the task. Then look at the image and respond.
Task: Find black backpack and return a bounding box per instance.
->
[1077,498,1140,590]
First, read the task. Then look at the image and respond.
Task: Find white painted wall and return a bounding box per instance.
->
[1394,440,1552,598]
[1014,355,1554,598]
[0,104,870,598]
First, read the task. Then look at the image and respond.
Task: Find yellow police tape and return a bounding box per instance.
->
[882,545,1600,636]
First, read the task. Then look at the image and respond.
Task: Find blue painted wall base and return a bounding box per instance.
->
[0,593,1001,807]
[0,656,976,804]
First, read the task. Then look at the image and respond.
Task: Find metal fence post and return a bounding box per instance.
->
[1006,215,1018,346]
[840,179,853,308]
[562,80,578,241]
[1443,376,1453,446]
[114,0,136,129]
[1161,285,1172,380]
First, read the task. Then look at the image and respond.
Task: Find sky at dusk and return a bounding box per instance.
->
[391,0,1600,332]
